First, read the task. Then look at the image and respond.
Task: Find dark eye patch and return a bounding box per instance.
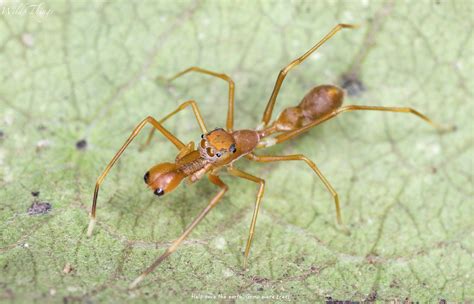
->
[229,144,236,153]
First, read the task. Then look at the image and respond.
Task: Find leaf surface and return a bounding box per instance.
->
[1,1,473,302]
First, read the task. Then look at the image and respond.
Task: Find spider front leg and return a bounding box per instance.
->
[227,167,265,269]
[129,174,228,289]
[87,116,185,237]
[140,99,208,151]
[161,66,236,131]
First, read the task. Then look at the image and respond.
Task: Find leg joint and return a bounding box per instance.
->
[279,68,289,76]
[220,74,234,84]
[227,79,235,89]
[180,99,197,108]
[181,100,200,112]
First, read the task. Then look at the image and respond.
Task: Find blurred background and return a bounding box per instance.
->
[0,0,472,302]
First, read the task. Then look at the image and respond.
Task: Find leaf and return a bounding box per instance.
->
[1,1,472,302]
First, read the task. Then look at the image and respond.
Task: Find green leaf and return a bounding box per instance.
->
[1,1,472,302]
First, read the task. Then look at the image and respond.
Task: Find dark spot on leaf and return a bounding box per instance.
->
[389,279,400,288]
[0,130,4,140]
[27,201,52,215]
[252,276,269,284]
[340,72,365,97]
[439,300,446,304]
[326,299,353,304]
[31,191,40,197]
[257,287,263,291]
[366,289,377,301]
[76,139,87,150]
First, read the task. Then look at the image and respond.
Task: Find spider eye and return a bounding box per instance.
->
[201,134,204,139]
[229,144,236,153]
[206,147,215,157]
[154,188,164,196]
[216,152,222,157]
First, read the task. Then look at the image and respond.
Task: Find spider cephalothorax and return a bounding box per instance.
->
[199,128,237,164]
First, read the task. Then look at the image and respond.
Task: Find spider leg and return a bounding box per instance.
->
[227,167,265,269]
[129,174,228,289]
[246,153,342,225]
[261,24,357,126]
[87,116,185,237]
[265,105,450,146]
[163,66,235,131]
[141,99,208,151]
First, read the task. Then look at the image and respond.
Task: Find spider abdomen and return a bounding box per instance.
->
[273,85,343,132]
[299,85,344,120]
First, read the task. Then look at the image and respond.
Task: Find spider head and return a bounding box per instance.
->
[199,128,237,165]
[143,163,185,197]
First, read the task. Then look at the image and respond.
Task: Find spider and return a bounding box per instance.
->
[86,24,446,288]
